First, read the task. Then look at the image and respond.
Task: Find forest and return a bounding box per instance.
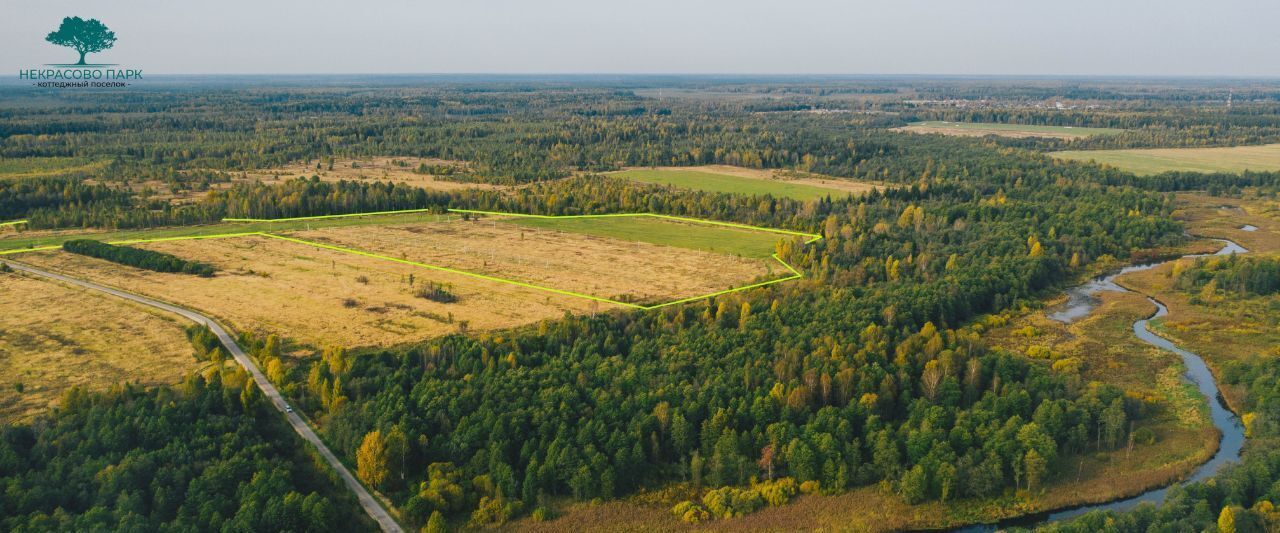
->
[0,367,370,531]
[5,78,1280,531]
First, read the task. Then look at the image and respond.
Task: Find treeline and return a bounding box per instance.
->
[1176,255,1280,299]
[62,239,217,277]
[0,370,371,532]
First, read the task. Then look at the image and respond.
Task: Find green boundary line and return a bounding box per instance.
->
[223,208,438,223]
[5,209,822,310]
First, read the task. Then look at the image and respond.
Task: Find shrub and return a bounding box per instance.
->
[671,500,710,524]
[416,281,459,303]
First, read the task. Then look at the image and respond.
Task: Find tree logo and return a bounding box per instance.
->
[45,16,116,66]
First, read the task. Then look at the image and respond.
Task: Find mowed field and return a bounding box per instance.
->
[609,165,878,201]
[288,217,777,304]
[901,121,1123,139]
[1054,143,1280,175]
[0,271,195,422]
[503,215,787,259]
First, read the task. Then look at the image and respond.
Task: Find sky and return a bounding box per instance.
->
[3,0,1280,77]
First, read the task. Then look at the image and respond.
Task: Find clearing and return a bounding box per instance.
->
[1053,143,1280,175]
[237,156,501,192]
[287,217,778,305]
[500,214,790,259]
[0,156,109,180]
[0,271,195,422]
[609,165,878,201]
[900,121,1123,139]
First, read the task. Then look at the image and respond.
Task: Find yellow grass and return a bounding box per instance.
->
[0,271,195,422]
[286,218,776,305]
[15,235,604,350]
[614,165,881,198]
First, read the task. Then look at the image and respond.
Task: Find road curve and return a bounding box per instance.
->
[1,259,403,533]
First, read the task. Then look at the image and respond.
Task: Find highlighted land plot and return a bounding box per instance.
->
[2,209,820,345]
[0,220,27,228]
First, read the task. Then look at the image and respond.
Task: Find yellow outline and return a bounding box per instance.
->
[0,219,28,228]
[5,209,822,310]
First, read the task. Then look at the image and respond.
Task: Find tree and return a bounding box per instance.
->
[356,430,390,489]
[45,17,116,65]
[1219,505,1237,533]
[1024,449,1047,492]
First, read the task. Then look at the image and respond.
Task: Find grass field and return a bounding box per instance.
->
[902,121,1124,139]
[14,235,601,349]
[0,211,463,253]
[288,218,775,305]
[502,215,789,259]
[1054,144,1280,176]
[0,156,109,179]
[0,271,195,422]
[240,157,501,192]
[609,165,877,201]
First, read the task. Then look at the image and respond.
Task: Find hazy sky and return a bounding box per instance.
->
[4,0,1279,76]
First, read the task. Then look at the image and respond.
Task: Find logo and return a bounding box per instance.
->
[18,17,142,88]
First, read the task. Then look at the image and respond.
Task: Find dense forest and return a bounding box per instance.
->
[0,368,370,531]
[1176,255,1280,299]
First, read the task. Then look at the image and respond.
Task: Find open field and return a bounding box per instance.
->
[13,235,601,349]
[0,271,195,422]
[288,218,776,305]
[237,156,501,192]
[501,214,793,259]
[900,121,1124,139]
[0,211,461,252]
[0,156,109,180]
[1054,143,1280,176]
[609,165,878,201]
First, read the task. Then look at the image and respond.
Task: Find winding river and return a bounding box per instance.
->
[956,239,1248,531]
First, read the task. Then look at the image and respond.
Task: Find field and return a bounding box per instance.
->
[13,235,604,349]
[238,156,502,192]
[0,156,109,180]
[901,121,1124,139]
[0,271,195,422]
[501,214,790,259]
[1054,143,1280,175]
[609,165,879,201]
[4,211,805,348]
[287,217,778,305]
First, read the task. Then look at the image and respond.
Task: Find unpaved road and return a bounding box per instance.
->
[1,259,403,533]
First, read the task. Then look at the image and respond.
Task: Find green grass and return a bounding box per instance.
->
[1053,143,1280,176]
[610,169,842,201]
[0,156,108,179]
[503,215,787,259]
[0,212,461,253]
[907,121,1124,137]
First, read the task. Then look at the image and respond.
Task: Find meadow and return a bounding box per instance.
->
[1053,143,1280,175]
[0,156,109,180]
[0,271,195,422]
[902,121,1124,139]
[502,214,793,259]
[289,218,775,305]
[608,165,876,201]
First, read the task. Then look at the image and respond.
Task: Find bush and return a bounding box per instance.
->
[754,477,799,507]
[416,281,459,303]
[671,500,710,524]
[702,486,764,519]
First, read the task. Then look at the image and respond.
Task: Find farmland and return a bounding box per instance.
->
[0,271,195,422]
[1053,143,1280,175]
[901,121,1124,139]
[237,156,502,192]
[288,217,776,305]
[609,165,878,201]
[502,214,798,258]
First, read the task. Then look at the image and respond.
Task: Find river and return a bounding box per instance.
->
[955,239,1247,531]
